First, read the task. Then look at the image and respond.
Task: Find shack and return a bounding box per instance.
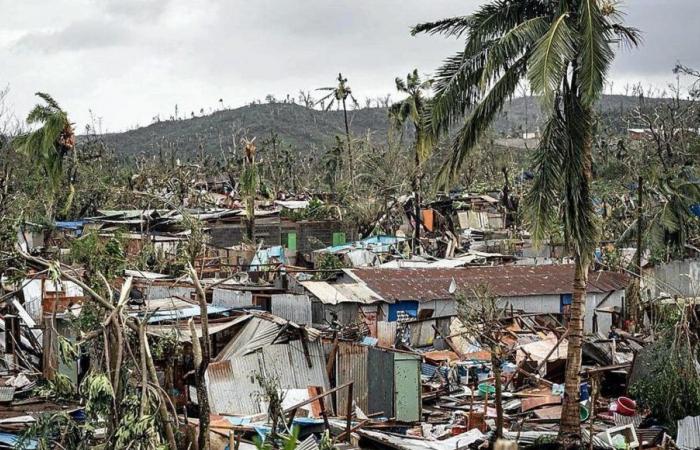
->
[337,265,629,333]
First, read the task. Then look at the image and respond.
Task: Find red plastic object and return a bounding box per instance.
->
[616,397,637,416]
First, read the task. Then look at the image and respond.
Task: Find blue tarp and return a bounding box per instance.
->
[322,235,406,254]
[141,305,232,323]
[250,245,287,269]
[0,432,36,449]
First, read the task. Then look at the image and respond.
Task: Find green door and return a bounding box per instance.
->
[393,353,421,422]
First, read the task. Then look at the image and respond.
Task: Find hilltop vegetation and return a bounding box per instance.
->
[101,94,681,159]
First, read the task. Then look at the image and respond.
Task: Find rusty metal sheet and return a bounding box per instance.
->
[533,405,562,420]
[350,266,629,301]
[335,342,369,413]
[376,321,396,347]
[521,395,562,412]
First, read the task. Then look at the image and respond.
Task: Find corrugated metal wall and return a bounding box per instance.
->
[271,294,313,324]
[311,302,359,326]
[647,259,699,297]
[261,339,330,393]
[212,289,253,308]
[209,339,330,416]
[376,321,397,347]
[335,342,369,413]
[206,356,263,415]
[143,285,194,300]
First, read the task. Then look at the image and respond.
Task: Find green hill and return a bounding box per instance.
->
[101,95,673,158]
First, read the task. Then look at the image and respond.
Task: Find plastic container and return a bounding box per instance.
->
[616,397,636,416]
[478,383,496,395]
[580,382,590,401]
[580,405,590,421]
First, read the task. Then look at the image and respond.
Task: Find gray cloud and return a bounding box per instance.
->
[1,0,698,132]
[13,19,134,53]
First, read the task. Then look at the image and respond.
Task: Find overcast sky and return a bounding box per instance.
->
[2,0,698,132]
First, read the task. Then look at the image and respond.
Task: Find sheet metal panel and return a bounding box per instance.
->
[260,340,330,393]
[335,342,369,414]
[212,289,253,308]
[271,294,312,324]
[351,265,629,301]
[376,321,397,348]
[206,357,263,416]
[144,285,194,300]
[677,415,700,450]
[393,353,421,422]
[368,347,394,417]
[217,317,279,360]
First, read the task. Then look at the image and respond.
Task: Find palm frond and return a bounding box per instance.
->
[528,13,576,105]
[578,0,614,105]
[437,55,528,186]
[524,112,567,244]
[411,16,473,37]
[480,16,549,89]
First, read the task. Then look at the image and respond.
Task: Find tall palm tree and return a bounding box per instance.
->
[240,137,259,243]
[317,73,359,189]
[14,92,75,219]
[390,69,433,254]
[413,0,639,437]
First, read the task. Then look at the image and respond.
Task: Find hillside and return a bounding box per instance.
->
[101,95,670,158]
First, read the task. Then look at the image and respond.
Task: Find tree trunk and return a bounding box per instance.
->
[246,196,255,243]
[491,351,504,439]
[190,267,211,450]
[632,175,643,328]
[342,98,354,191]
[559,256,589,436]
[413,150,422,255]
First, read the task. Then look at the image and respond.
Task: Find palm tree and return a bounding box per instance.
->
[317,73,359,189]
[240,137,259,243]
[413,0,639,437]
[14,92,75,219]
[390,69,433,254]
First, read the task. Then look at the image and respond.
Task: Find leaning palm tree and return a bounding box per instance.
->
[390,69,433,254]
[317,73,359,189]
[414,0,639,438]
[14,93,75,219]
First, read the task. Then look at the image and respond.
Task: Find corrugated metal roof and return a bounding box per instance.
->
[148,316,248,342]
[206,357,263,415]
[0,387,15,403]
[350,265,629,301]
[296,436,320,450]
[216,317,280,359]
[300,281,382,305]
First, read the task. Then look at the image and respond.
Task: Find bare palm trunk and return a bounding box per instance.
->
[559,99,596,439]
[560,257,589,435]
[413,150,422,255]
[342,98,354,191]
[190,267,212,450]
[491,352,504,438]
[246,197,255,243]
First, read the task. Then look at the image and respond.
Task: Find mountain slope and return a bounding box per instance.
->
[101,95,671,158]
